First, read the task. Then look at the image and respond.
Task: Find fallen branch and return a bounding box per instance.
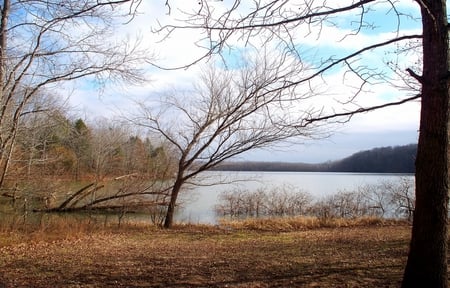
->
[114,173,139,180]
[68,184,105,208]
[57,183,95,210]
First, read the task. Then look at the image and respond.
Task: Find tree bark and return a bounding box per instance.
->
[0,0,10,189]
[163,178,183,228]
[402,0,449,287]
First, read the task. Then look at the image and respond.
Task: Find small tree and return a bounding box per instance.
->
[384,177,415,221]
[68,119,92,181]
[132,59,322,228]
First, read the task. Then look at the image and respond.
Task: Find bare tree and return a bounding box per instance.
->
[384,177,415,222]
[131,59,323,228]
[358,182,392,218]
[0,0,149,189]
[157,1,448,285]
[13,92,70,178]
[89,118,128,181]
[3,93,71,207]
[215,185,312,218]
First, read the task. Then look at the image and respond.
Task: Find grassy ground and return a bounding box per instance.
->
[0,218,412,288]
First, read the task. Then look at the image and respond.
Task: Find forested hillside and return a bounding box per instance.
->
[213,144,417,173]
[10,114,173,183]
[327,144,417,173]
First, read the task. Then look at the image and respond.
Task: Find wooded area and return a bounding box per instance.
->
[213,144,417,173]
[2,110,175,218]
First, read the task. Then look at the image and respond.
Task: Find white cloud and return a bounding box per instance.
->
[66,1,422,161]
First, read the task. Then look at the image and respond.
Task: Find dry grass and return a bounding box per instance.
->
[217,216,407,232]
[0,218,414,287]
[0,213,158,244]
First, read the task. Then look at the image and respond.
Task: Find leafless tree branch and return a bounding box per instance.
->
[0,0,153,187]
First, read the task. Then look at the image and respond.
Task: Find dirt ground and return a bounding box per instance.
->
[0,225,411,287]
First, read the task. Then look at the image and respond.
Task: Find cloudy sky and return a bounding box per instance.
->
[69,1,422,163]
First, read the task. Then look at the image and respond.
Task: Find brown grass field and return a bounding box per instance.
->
[0,218,418,287]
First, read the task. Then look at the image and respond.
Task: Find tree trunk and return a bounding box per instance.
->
[163,178,183,228]
[402,0,449,287]
[0,0,10,189]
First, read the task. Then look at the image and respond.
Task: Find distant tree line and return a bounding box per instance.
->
[212,144,417,173]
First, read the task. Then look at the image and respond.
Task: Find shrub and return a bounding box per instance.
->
[215,177,415,221]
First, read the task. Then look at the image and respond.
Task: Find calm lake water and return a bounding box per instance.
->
[175,171,414,224]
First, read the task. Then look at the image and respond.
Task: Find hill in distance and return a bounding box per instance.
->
[212,144,417,173]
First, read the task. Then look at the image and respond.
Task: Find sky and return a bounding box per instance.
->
[68,1,422,163]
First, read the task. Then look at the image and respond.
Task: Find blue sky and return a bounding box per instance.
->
[68,1,422,163]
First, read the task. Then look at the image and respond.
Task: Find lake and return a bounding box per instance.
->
[175,171,414,224]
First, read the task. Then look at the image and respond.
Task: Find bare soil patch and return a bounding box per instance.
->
[0,224,411,287]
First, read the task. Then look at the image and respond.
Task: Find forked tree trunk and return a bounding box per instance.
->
[402,0,449,287]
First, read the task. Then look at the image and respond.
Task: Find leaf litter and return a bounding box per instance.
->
[0,225,413,287]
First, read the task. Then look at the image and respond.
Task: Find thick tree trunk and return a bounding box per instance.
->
[402,0,449,287]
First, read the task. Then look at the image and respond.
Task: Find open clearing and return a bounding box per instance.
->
[0,224,413,287]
